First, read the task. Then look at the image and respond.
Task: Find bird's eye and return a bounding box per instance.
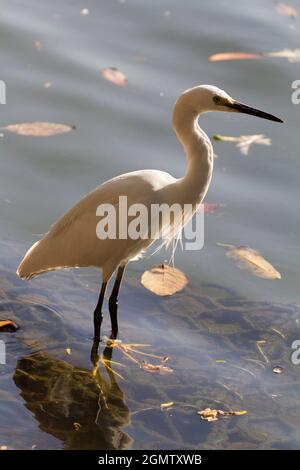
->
[213,96,221,104]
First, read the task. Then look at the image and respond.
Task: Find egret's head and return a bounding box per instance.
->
[177,84,283,123]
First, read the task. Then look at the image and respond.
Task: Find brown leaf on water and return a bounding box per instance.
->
[213,135,238,142]
[210,49,300,63]
[2,122,75,137]
[102,67,127,86]
[142,362,174,374]
[0,319,19,332]
[0,320,13,328]
[230,410,248,416]
[273,366,283,374]
[218,243,281,280]
[160,401,174,409]
[276,3,298,18]
[198,408,247,422]
[198,408,219,421]
[141,264,188,296]
[213,134,271,155]
[209,52,260,62]
[197,408,218,422]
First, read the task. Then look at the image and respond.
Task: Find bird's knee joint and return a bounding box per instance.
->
[109,296,118,308]
[94,312,103,320]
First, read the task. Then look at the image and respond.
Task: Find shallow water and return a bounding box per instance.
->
[0,0,300,450]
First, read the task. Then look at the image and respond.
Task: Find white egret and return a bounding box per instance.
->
[17,85,282,341]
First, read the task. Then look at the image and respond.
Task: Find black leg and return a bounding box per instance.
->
[93,281,107,343]
[108,265,126,339]
[90,340,100,366]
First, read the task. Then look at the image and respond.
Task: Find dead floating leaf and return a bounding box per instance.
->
[273,366,283,374]
[0,319,19,332]
[102,67,127,86]
[160,401,174,409]
[218,244,281,280]
[209,52,260,62]
[198,408,247,422]
[209,49,300,63]
[1,122,75,137]
[276,3,298,18]
[213,134,271,156]
[141,264,188,296]
[142,362,173,374]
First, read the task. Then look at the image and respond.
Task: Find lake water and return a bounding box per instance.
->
[0,0,300,450]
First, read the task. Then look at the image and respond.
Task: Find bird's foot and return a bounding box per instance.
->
[109,329,118,340]
[108,297,118,310]
[90,339,100,366]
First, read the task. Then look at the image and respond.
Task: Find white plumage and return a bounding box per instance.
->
[17,84,282,340]
[17,169,178,281]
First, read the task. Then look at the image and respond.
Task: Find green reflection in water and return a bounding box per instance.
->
[13,341,132,450]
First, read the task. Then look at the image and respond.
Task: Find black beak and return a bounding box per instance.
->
[227,101,283,123]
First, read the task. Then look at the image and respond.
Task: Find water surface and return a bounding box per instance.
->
[0,0,300,450]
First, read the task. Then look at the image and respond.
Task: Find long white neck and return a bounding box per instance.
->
[172,100,214,205]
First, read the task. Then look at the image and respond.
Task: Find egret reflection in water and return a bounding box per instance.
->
[13,340,132,450]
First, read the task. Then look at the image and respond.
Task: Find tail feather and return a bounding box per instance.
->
[17,240,56,279]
